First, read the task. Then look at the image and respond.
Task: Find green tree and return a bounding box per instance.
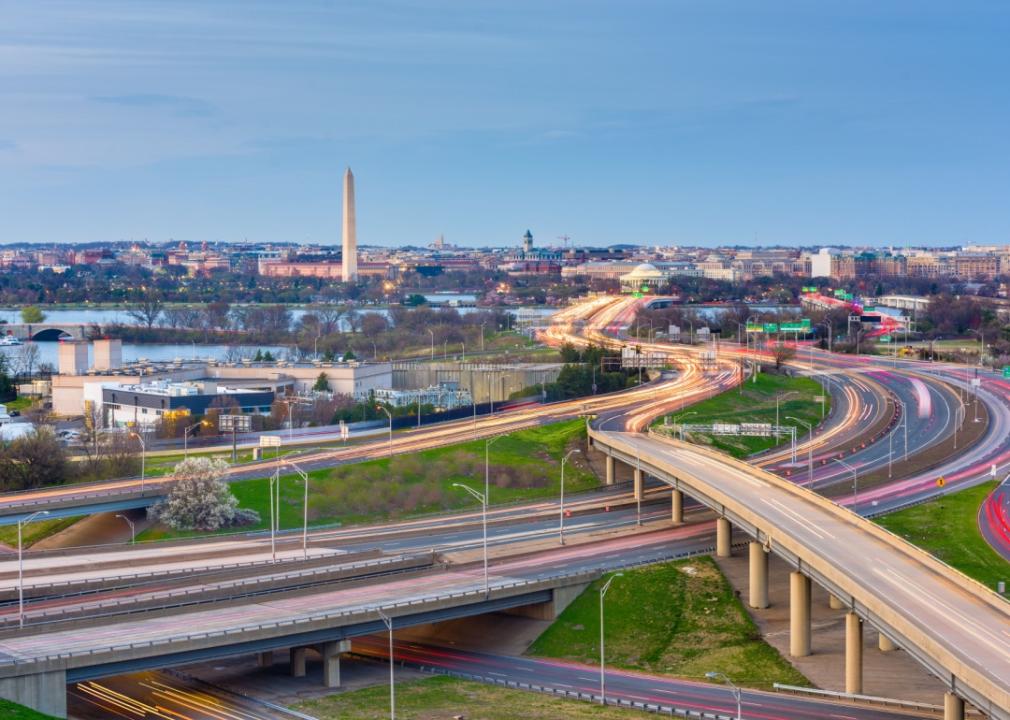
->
[0,427,68,490]
[20,306,45,324]
[313,372,330,392]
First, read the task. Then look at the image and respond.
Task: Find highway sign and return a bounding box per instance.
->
[740,422,773,437]
[936,476,945,488]
[219,414,252,432]
[763,323,779,333]
[1003,366,1010,379]
[971,378,981,387]
[259,435,282,448]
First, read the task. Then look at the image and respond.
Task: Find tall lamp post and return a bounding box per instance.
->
[785,416,813,485]
[376,405,392,457]
[18,510,49,628]
[287,461,310,560]
[129,431,146,491]
[705,671,743,720]
[833,457,859,507]
[452,483,489,596]
[183,420,208,459]
[968,328,984,368]
[599,573,623,705]
[115,513,135,545]
[559,448,581,544]
[377,607,395,720]
[427,328,434,361]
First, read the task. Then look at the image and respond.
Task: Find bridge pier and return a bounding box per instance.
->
[789,571,811,657]
[845,612,863,694]
[944,692,964,720]
[257,651,274,668]
[715,517,731,557]
[605,455,615,486]
[671,489,683,524]
[633,467,643,500]
[322,640,351,688]
[878,633,897,652]
[0,669,67,718]
[290,647,308,677]
[748,541,768,609]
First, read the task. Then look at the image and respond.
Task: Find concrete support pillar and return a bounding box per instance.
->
[671,489,683,524]
[878,634,897,652]
[605,455,615,486]
[716,517,731,557]
[789,571,812,657]
[257,651,274,668]
[0,670,68,719]
[845,612,863,694]
[290,647,307,677]
[944,693,965,720]
[322,640,352,688]
[829,594,844,610]
[633,467,643,500]
[748,541,768,609]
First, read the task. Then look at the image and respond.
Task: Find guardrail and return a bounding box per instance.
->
[772,683,985,718]
[416,664,733,719]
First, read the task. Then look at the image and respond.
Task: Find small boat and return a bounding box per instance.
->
[0,335,23,346]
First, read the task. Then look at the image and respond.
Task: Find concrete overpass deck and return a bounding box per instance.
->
[590,429,1010,720]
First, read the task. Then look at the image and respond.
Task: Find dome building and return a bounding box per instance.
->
[619,262,668,293]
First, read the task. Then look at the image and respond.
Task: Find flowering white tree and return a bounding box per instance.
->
[149,457,258,531]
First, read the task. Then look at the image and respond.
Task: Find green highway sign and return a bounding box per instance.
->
[746,324,763,333]
[880,335,892,343]
[1003,366,1010,379]
[763,323,779,333]
[780,322,808,332]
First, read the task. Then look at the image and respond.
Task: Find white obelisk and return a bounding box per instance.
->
[341,167,358,282]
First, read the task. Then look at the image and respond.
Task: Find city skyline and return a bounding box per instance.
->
[2,2,1009,248]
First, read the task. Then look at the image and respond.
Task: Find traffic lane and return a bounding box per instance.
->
[979,475,1010,563]
[69,670,282,719]
[615,433,1010,695]
[0,525,717,662]
[351,638,931,720]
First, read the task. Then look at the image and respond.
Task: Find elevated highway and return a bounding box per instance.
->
[589,428,1010,720]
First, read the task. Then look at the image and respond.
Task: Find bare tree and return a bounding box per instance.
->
[127,290,164,329]
[772,342,797,369]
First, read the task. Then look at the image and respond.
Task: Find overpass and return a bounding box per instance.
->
[3,323,87,341]
[589,428,1010,720]
[0,557,592,717]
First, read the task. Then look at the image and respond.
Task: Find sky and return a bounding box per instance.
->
[1,1,1009,249]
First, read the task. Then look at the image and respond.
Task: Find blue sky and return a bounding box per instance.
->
[1,1,1008,248]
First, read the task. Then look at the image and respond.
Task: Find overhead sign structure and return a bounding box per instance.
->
[219,414,252,433]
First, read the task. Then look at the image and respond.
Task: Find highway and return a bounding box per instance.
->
[352,637,933,720]
[591,429,1010,719]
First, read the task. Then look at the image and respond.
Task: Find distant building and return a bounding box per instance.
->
[620,263,669,293]
[499,231,562,275]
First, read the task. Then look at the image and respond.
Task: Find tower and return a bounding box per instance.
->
[342,167,358,282]
[522,229,533,254]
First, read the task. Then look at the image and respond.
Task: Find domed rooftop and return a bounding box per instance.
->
[623,262,665,279]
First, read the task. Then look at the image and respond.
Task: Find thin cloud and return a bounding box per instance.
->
[91,94,215,118]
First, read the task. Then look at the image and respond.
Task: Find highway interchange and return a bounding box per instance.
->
[1,295,1009,719]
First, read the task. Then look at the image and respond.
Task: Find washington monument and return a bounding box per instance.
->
[341,167,358,282]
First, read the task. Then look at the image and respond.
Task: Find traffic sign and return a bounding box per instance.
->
[1003,366,1010,379]
[936,476,945,488]
[259,435,282,448]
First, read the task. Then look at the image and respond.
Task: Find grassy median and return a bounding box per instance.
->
[139,420,595,541]
[296,675,642,719]
[0,699,58,719]
[0,515,82,549]
[527,557,808,690]
[656,373,828,458]
[876,481,1010,593]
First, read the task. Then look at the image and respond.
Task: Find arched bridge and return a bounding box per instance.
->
[2,323,88,341]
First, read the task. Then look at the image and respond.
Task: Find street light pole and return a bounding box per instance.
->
[376,608,395,720]
[599,573,623,705]
[785,416,813,486]
[287,462,310,560]
[833,457,859,507]
[484,435,502,512]
[269,467,278,562]
[452,483,489,596]
[427,328,434,361]
[705,671,743,720]
[18,510,49,629]
[559,449,581,545]
[115,513,135,544]
[377,405,392,457]
[130,432,146,491]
